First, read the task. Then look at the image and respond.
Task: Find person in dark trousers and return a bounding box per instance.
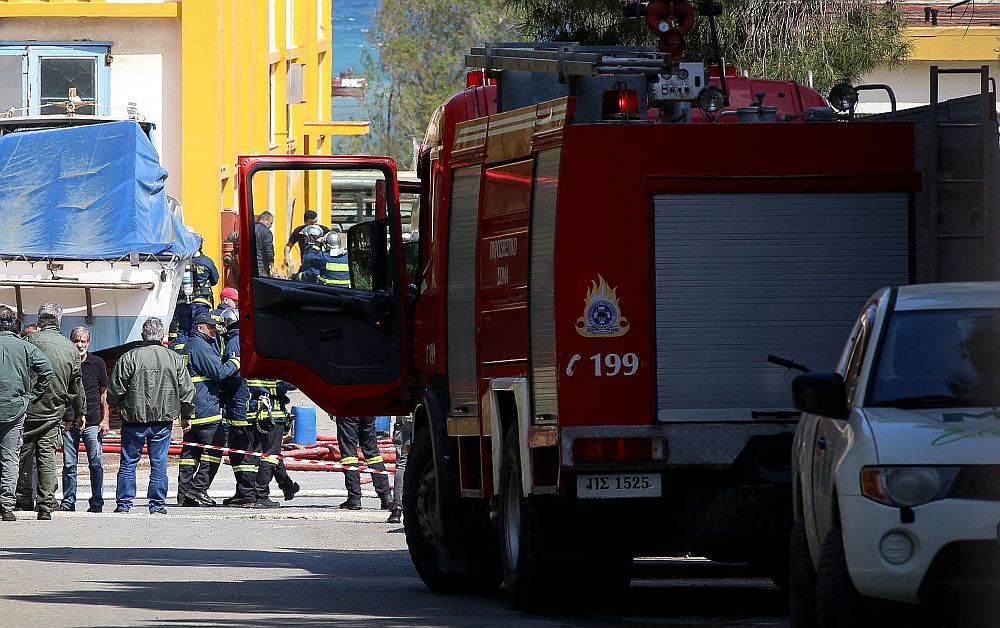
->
[269,384,299,501]
[247,378,296,508]
[218,308,258,508]
[336,415,392,510]
[17,303,85,520]
[108,317,195,514]
[387,414,412,524]
[255,211,276,277]
[283,209,329,275]
[177,312,239,507]
[60,326,109,513]
[0,306,53,522]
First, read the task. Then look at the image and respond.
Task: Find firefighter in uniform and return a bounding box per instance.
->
[177,312,238,506]
[173,246,219,341]
[291,224,326,283]
[264,380,301,502]
[317,230,350,287]
[218,308,259,507]
[247,378,296,508]
[336,415,392,510]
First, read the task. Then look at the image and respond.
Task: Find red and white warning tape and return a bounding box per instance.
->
[176,440,395,476]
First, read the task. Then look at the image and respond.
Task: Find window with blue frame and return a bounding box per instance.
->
[0,42,111,116]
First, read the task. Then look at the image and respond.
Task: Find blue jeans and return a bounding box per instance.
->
[61,425,104,510]
[117,422,172,513]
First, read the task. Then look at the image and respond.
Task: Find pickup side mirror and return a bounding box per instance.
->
[792,373,849,420]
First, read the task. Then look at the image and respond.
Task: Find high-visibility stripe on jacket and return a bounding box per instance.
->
[181,331,238,422]
[192,255,219,303]
[246,378,294,422]
[221,328,249,426]
[317,252,350,287]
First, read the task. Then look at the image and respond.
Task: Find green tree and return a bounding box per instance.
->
[504,0,911,93]
[335,0,510,166]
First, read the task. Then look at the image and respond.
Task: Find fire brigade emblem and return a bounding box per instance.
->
[576,275,629,337]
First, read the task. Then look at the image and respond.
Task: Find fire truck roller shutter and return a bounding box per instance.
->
[653,193,910,422]
[447,166,483,417]
[529,148,560,423]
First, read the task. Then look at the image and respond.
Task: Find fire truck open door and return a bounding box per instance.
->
[236,156,410,415]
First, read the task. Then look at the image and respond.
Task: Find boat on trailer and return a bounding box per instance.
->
[0,116,199,352]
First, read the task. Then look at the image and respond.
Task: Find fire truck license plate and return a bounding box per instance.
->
[577,474,662,498]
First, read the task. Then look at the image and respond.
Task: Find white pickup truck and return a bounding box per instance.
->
[788,282,1000,628]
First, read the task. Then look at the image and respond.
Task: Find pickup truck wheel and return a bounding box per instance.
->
[816,527,872,628]
[789,519,818,628]
[403,426,499,595]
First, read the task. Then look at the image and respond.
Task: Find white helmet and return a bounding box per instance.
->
[302,224,325,243]
[323,231,345,255]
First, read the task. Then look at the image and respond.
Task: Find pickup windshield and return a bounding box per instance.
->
[868,308,1000,409]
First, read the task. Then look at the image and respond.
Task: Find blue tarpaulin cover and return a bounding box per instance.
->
[0,120,200,259]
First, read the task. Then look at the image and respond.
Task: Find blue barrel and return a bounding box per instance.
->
[291,405,317,446]
[375,415,392,434]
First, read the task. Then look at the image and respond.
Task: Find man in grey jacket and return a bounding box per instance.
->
[108,317,195,514]
[0,306,53,521]
[17,303,85,520]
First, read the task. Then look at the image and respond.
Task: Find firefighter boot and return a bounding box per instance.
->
[282,481,300,501]
[341,468,363,509]
[387,506,402,524]
[379,492,393,510]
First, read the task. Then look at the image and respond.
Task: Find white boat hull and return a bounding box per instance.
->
[0,258,187,352]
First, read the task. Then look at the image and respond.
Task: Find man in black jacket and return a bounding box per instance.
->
[255,211,275,277]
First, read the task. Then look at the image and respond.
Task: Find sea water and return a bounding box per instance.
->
[331,0,377,120]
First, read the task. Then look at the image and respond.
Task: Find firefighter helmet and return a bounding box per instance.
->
[323,231,344,255]
[302,224,325,243]
[220,307,240,329]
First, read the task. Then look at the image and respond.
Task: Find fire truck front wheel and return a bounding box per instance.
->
[403,425,500,595]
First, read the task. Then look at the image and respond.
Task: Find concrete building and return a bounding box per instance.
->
[0,0,368,291]
[858,1,1000,114]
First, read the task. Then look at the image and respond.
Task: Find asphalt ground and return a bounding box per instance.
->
[0,394,789,627]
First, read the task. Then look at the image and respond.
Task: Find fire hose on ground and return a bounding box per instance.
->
[64,433,397,475]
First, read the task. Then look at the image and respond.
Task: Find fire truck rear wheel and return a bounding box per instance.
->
[403,425,499,595]
[498,427,633,610]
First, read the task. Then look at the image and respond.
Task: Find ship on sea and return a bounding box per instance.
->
[331,72,367,99]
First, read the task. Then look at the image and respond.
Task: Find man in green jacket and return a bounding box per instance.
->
[0,306,53,521]
[16,303,85,520]
[108,317,195,514]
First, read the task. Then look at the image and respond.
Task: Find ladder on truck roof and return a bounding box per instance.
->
[868,65,999,282]
[929,66,996,282]
[465,43,671,78]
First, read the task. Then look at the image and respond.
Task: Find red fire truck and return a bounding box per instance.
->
[237,0,997,608]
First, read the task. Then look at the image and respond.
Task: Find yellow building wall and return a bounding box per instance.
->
[0,0,370,296]
[182,0,340,291]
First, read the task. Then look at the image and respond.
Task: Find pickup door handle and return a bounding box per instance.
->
[816,436,828,450]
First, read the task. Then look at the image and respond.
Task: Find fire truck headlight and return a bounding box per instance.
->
[828,83,859,112]
[696,87,726,113]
